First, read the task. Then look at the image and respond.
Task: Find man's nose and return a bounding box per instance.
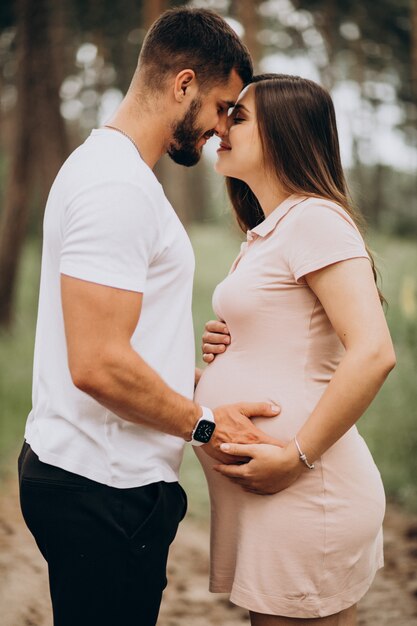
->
[214,117,228,138]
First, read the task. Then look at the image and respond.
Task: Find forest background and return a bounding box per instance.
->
[0,0,416,522]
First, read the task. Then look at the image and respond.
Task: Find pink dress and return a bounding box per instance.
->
[194,195,385,618]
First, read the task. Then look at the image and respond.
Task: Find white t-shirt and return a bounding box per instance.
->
[25,129,196,488]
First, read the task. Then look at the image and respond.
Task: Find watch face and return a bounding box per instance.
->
[193,419,216,444]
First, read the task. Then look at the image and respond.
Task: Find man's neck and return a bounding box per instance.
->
[104,95,169,169]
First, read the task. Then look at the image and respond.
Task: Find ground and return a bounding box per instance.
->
[1,474,417,626]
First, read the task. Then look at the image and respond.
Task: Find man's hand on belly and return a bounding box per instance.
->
[201,402,284,464]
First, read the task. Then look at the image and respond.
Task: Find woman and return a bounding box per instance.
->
[194,74,396,626]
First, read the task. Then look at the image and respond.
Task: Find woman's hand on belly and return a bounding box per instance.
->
[212,441,305,495]
[201,319,230,364]
[201,402,284,465]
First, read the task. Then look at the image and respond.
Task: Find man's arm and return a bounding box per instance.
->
[62,274,200,439]
[61,275,281,456]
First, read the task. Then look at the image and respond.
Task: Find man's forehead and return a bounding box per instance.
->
[214,69,244,104]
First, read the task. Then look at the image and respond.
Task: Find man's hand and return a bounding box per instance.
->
[201,402,283,464]
[213,440,304,495]
[202,320,231,364]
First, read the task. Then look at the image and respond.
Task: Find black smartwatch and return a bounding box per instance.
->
[191,407,216,446]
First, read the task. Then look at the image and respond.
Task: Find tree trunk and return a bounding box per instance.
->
[143,0,167,29]
[318,0,338,89]
[33,1,70,201]
[234,0,262,71]
[412,0,417,101]
[0,0,69,327]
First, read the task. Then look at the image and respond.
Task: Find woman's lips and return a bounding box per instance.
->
[217,142,231,152]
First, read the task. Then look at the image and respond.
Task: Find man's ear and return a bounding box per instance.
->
[173,69,197,103]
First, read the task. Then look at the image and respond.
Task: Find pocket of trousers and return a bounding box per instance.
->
[116,482,164,544]
[20,476,95,493]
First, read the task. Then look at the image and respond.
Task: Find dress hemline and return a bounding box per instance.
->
[209,560,383,618]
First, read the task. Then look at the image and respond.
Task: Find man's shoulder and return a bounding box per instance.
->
[57,133,165,206]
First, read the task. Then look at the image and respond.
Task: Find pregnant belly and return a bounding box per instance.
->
[194,352,316,442]
[196,354,385,508]
[196,362,385,532]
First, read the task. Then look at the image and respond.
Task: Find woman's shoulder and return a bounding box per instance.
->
[290,196,361,233]
[284,196,369,283]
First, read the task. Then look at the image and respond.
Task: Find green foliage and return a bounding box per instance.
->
[189,222,241,361]
[347,164,417,236]
[358,233,417,511]
[0,239,41,472]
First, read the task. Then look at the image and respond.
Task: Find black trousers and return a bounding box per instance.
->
[18,442,187,626]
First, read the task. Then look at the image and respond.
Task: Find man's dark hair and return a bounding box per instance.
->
[138,7,253,90]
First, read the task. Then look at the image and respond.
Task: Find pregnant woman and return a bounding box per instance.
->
[194,74,396,625]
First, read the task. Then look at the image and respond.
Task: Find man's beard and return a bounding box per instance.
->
[168,97,209,167]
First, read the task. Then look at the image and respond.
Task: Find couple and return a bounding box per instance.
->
[18,7,396,626]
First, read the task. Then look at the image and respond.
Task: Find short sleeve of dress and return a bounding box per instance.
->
[60,181,159,293]
[286,202,369,284]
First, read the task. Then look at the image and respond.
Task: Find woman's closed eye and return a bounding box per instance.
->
[232,116,245,124]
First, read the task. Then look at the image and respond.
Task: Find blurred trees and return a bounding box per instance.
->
[294,0,413,98]
[234,0,262,70]
[144,0,168,26]
[413,0,417,99]
[253,0,416,227]
[0,0,415,327]
[0,0,69,326]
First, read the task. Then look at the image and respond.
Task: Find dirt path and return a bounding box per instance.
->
[1,474,417,626]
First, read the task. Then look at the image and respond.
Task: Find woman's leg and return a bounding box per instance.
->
[250,604,357,626]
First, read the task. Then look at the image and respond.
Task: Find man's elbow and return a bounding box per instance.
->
[69,361,106,397]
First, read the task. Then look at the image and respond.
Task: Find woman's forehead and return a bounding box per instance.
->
[236,83,255,108]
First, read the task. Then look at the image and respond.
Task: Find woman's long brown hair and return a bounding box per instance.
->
[226,74,384,301]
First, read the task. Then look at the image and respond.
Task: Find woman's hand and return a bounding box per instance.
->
[202,320,231,363]
[213,441,305,495]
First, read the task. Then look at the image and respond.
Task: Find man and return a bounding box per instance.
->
[18,7,281,626]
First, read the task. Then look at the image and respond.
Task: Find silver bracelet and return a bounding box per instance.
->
[294,437,315,470]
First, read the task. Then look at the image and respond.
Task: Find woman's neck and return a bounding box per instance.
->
[247,172,289,217]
